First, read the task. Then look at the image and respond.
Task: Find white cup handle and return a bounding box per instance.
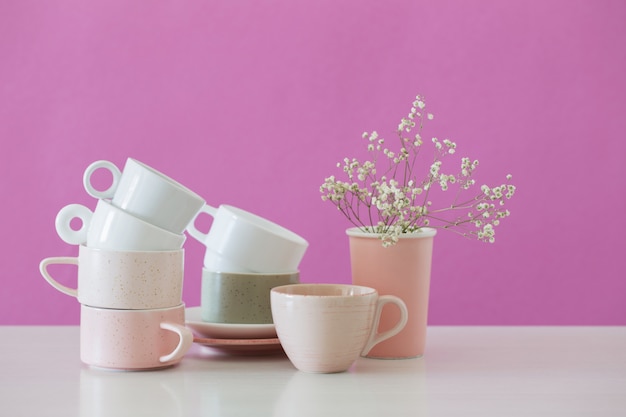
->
[361,295,409,356]
[186,204,219,243]
[83,160,122,199]
[55,204,93,245]
[39,257,79,298]
[159,322,194,363]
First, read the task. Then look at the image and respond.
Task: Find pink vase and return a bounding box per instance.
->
[347,227,436,359]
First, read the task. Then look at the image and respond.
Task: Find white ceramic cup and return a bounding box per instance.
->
[83,158,206,234]
[39,246,184,310]
[271,284,408,373]
[55,199,186,251]
[80,303,193,370]
[186,205,308,273]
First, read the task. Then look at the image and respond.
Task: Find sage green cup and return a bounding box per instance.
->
[201,269,300,324]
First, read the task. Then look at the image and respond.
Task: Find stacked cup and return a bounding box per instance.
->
[40,158,205,370]
[186,204,308,326]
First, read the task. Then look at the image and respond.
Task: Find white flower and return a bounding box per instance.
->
[320,93,515,246]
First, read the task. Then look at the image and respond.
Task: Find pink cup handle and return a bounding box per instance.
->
[186,204,219,243]
[159,322,194,363]
[39,257,79,298]
[361,295,408,356]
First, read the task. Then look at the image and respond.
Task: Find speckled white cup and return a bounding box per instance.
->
[39,246,184,310]
[80,304,193,370]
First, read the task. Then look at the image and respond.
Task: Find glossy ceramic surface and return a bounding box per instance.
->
[83,158,206,234]
[55,199,186,251]
[187,204,308,273]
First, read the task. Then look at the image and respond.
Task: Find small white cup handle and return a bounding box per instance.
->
[361,295,409,356]
[159,322,194,363]
[55,204,93,245]
[83,160,122,199]
[186,204,219,243]
[39,257,79,298]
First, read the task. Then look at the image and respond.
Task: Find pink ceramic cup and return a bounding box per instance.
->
[270,284,408,373]
[80,304,193,370]
[39,246,184,310]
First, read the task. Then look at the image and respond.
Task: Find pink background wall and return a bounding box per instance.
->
[1,0,624,325]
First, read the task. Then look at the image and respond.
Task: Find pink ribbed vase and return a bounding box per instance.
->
[346,227,436,359]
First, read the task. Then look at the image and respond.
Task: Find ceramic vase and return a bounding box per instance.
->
[346,227,436,359]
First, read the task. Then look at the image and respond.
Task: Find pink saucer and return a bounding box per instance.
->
[193,337,283,355]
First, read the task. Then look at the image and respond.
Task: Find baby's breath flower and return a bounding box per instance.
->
[320,93,516,245]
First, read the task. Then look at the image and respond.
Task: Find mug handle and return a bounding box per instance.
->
[39,257,79,298]
[55,204,93,245]
[159,322,194,363]
[361,295,409,356]
[185,204,219,243]
[82,160,122,199]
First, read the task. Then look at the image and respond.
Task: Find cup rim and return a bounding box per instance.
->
[201,247,303,274]
[78,244,184,255]
[345,226,437,239]
[81,303,186,313]
[271,283,377,298]
[219,205,308,246]
[202,268,300,278]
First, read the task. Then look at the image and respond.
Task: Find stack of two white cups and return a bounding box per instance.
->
[186,204,309,327]
[40,158,206,370]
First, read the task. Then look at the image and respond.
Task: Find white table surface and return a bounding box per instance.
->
[1,326,624,416]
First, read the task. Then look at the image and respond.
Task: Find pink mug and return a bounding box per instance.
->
[80,304,193,370]
[271,284,408,373]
